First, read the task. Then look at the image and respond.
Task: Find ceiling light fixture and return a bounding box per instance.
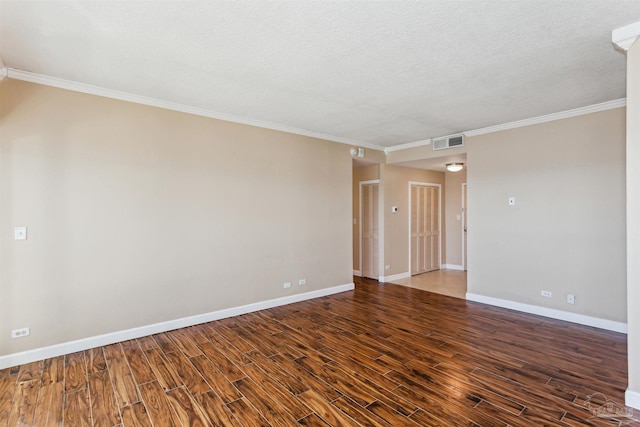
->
[446,162,464,172]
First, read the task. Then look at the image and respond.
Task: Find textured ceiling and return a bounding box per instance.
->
[1,1,639,148]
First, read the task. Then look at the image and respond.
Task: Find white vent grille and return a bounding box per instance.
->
[433,135,464,150]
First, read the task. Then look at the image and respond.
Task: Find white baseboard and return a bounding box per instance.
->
[0,283,355,370]
[442,264,465,271]
[353,270,361,276]
[626,389,640,411]
[466,293,627,334]
[379,272,411,282]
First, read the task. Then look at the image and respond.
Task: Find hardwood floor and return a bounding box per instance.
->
[1,277,638,426]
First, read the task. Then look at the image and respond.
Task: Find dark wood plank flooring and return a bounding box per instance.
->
[1,277,638,426]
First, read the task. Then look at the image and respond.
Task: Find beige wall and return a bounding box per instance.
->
[0,79,353,356]
[383,165,445,277]
[352,163,380,272]
[467,107,626,322]
[444,169,466,267]
[626,40,640,404]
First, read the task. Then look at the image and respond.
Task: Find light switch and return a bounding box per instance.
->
[508,197,516,206]
[456,215,461,221]
[14,226,27,240]
[391,206,398,213]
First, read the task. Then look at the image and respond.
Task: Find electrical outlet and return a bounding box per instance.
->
[385,265,390,270]
[283,282,291,289]
[12,328,30,338]
[541,290,552,298]
[567,294,575,304]
[298,279,306,286]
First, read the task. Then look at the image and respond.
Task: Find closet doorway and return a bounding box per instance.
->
[409,183,441,275]
[360,180,380,280]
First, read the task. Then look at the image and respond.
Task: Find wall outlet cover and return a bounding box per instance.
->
[12,327,30,338]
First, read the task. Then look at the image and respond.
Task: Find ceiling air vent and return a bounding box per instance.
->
[433,135,464,151]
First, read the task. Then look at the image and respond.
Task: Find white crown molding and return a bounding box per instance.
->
[466,293,627,333]
[6,69,626,154]
[612,21,640,51]
[0,282,355,370]
[385,99,625,153]
[464,99,627,137]
[6,68,386,152]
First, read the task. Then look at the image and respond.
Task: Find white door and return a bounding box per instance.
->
[463,183,468,271]
[361,183,379,279]
[411,184,440,275]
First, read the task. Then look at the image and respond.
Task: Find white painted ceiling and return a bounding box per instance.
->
[1,1,639,149]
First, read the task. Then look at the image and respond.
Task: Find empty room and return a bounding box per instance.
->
[1,1,640,426]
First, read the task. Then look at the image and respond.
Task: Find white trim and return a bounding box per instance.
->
[0,283,354,369]
[466,293,627,334]
[613,21,640,51]
[442,264,465,271]
[379,272,411,282]
[384,139,431,154]
[0,67,7,82]
[626,390,640,411]
[387,99,626,152]
[408,182,443,276]
[353,270,361,276]
[6,68,386,152]
[464,99,626,137]
[6,69,626,154]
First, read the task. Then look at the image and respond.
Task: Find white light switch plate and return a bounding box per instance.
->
[14,226,27,240]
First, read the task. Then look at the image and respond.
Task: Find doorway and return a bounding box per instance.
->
[409,183,441,275]
[462,183,467,271]
[360,180,380,280]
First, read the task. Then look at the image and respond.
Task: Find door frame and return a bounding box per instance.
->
[408,182,442,275]
[359,179,380,278]
[462,182,468,271]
